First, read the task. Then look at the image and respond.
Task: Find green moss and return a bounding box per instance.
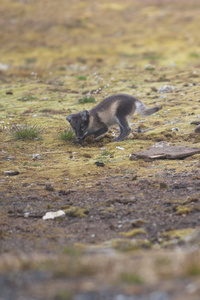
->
[78,96,96,104]
[120,228,147,238]
[189,52,200,58]
[55,291,73,300]
[65,206,88,218]
[62,246,82,256]
[187,264,200,276]
[111,238,152,251]
[176,206,192,215]
[162,228,194,240]
[76,75,87,80]
[120,273,143,284]
[17,95,37,102]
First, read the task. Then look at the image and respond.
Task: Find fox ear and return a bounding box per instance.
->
[81,110,89,121]
[66,115,72,123]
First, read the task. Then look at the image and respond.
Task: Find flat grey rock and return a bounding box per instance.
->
[130,142,200,160]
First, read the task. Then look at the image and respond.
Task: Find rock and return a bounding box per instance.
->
[159,182,168,189]
[45,183,54,191]
[158,85,175,93]
[171,127,179,131]
[33,153,42,160]
[24,212,30,218]
[144,64,155,71]
[0,62,9,71]
[191,120,200,125]
[194,124,200,133]
[131,218,147,227]
[42,210,66,220]
[151,87,158,92]
[95,161,105,167]
[4,171,20,176]
[130,142,200,160]
[184,228,200,243]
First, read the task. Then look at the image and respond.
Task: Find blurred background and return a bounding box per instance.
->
[1,0,200,72]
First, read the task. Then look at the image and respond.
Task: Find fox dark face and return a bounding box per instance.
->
[66,110,90,140]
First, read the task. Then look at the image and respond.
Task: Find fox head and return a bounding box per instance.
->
[66,110,90,140]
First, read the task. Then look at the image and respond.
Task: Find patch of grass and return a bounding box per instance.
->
[120,228,147,237]
[8,123,43,140]
[189,52,200,58]
[65,206,88,218]
[17,95,37,102]
[162,228,194,240]
[96,149,114,163]
[176,206,192,215]
[112,239,152,252]
[145,64,156,71]
[59,129,76,141]
[40,108,67,115]
[33,163,41,167]
[78,96,96,104]
[55,291,73,300]
[25,57,37,64]
[62,246,82,256]
[76,75,87,80]
[120,273,143,284]
[187,263,200,276]
[143,52,162,60]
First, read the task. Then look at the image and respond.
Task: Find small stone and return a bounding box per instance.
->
[95,161,105,167]
[4,171,20,176]
[159,182,168,189]
[131,218,147,227]
[158,85,175,93]
[171,127,179,131]
[151,87,158,92]
[33,153,42,160]
[59,190,71,195]
[191,120,200,125]
[24,212,30,218]
[45,183,54,191]
[194,124,200,133]
[0,62,10,71]
[186,283,198,294]
[42,210,66,220]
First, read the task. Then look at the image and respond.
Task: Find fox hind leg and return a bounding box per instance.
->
[114,116,131,141]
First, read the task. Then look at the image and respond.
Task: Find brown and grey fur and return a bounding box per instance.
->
[66,94,161,143]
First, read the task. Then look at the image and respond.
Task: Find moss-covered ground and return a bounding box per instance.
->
[1,0,200,299]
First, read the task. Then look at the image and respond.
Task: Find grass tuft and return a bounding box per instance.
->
[120,273,143,284]
[65,206,88,218]
[8,123,43,140]
[76,75,87,80]
[78,96,96,104]
[17,95,37,102]
[59,129,76,141]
